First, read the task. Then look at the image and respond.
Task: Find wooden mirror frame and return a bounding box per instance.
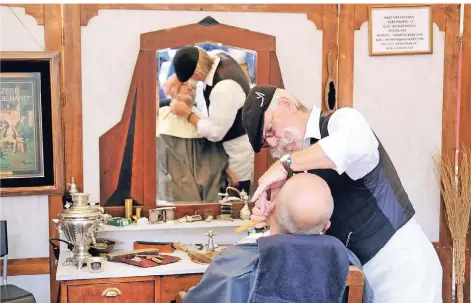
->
[99,17,284,217]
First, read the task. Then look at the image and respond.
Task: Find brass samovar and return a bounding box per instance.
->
[52,192,109,268]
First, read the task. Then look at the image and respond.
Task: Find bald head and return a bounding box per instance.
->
[274,173,333,235]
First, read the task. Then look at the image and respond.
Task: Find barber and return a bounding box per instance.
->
[241,85,443,303]
[165,46,254,193]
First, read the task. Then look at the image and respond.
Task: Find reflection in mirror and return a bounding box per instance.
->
[156,42,257,204]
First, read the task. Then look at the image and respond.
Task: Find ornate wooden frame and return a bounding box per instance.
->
[338,4,462,302]
[98,18,286,217]
[0,51,64,197]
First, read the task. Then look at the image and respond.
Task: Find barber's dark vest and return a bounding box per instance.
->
[203,53,250,142]
[308,112,415,265]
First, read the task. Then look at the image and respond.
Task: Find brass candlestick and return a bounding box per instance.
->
[124,199,133,219]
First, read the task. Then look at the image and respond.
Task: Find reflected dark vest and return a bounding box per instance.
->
[203,53,250,142]
[308,112,415,265]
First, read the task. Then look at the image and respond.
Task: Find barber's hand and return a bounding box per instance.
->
[250,180,284,228]
[164,74,182,97]
[251,161,288,203]
[250,191,275,228]
[170,99,192,118]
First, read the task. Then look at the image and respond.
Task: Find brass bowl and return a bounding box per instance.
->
[89,239,116,255]
[189,251,219,265]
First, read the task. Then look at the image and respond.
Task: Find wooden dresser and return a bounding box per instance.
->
[60,273,203,303]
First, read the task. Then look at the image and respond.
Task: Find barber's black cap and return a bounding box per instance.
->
[173,46,199,82]
[242,85,278,153]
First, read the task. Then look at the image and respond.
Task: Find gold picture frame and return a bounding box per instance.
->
[368,5,433,56]
[0,52,64,196]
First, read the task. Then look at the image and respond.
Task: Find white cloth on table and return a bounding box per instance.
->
[158,106,201,139]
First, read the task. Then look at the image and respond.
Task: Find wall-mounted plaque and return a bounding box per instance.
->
[369,5,433,56]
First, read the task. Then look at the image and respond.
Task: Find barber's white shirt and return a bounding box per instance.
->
[196,56,254,182]
[236,230,271,245]
[304,107,380,180]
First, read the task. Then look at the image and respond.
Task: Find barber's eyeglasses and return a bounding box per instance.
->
[261,114,276,148]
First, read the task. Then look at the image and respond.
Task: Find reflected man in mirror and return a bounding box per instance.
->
[183,174,373,303]
[158,80,229,202]
[164,46,254,194]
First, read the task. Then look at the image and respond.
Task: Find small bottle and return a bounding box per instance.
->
[240,201,251,220]
[135,207,142,219]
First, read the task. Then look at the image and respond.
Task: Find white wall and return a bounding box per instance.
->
[0,6,51,303]
[81,9,323,203]
[353,22,444,241]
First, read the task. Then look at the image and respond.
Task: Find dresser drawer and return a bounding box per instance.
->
[160,274,203,303]
[67,280,154,303]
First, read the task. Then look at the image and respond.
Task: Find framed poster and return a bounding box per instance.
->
[0,52,63,196]
[369,5,433,56]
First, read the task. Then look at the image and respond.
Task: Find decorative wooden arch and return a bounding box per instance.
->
[98,17,285,217]
[80,4,328,28]
[1,4,44,25]
[338,4,462,303]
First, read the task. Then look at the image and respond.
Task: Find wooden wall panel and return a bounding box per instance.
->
[43,4,64,303]
[62,4,84,190]
[437,5,460,303]
[142,50,157,212]
[321,5,339,111]
[461,5,471,149]
[0,258,50,276]
[460,4,471,303]
[338,4,461,303]
[338,4,354,108]
[80,4,326,27]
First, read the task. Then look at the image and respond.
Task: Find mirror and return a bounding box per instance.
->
[156,42,257,204]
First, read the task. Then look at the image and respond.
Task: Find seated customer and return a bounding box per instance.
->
[183,174,373,303]
[158,81,229,202]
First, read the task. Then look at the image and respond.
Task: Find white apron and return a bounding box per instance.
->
[362,216,443,303]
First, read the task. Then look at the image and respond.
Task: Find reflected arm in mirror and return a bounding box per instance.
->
[168,98,202,128]
[196,80,246,142]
